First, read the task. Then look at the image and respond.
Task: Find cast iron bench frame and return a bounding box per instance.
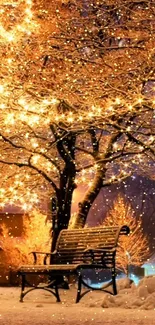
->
[18,225,130,303]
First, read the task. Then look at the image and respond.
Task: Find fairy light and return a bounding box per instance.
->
[115,97,121,105]
[31,141,39,148]
[55,115,60,121]
[67,116,74,123]
[9,186,14,192]
[107,105,114,112]
[29,115,40,125]
[4,113,15,125]
[18,98,26,106]
[32,155,40,164]
[23,203,28,210]
[0,85,4,93]
[44,117,51,125]
[51,98,59,105]
[19,113,27,122]
[0,188,5,194]
[113,143,119,150]
[0,103,5,109]
[42,99,51,106]
[137,97,143,104]
[148,135,154,143]
[97,107,102,114]
[5,128,11,133]
[88,112,93,118]
[7,58,12,65]
[128,105,133,110]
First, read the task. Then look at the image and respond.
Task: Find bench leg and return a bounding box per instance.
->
[19,273,61,303]
[20,274,26,302]
[112,268,117,295]
[76,274,82,303]
[55,285,61,302]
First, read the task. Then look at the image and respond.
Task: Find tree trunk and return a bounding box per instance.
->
[49,190,75,289]
[49,129,77,252]
[73,163,106,228]
[51,164,76,251]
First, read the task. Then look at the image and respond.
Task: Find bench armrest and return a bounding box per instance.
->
[29,251,57,265]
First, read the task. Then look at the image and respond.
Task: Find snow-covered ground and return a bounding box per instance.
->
[0,276,155,325]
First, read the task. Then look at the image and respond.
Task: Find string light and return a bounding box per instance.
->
[0,85,4,93]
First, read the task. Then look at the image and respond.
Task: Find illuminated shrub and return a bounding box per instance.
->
[0,210,51,271]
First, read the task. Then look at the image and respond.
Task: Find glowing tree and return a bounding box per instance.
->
[0,210,51,271]
[0,1,154,249]
[103,195,150,274]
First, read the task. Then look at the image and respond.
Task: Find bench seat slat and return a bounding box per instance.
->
[19,263,113,274]
[19,264,80,272]
[19,262,114,272]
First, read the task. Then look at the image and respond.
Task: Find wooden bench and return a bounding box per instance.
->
[18,225,130,303]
